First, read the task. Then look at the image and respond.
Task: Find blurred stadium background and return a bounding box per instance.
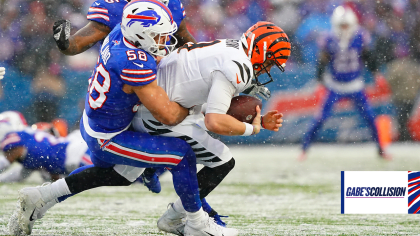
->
[2,0,420,234]
[2,0,420,146]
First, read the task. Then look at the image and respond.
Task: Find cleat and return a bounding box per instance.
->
[17,187,47,235]
[16,183,57,235]
[298,151,307,162]
[201,197,228,227]
[140,172,161,193]
[157,203,186,235]
[184,212,238,236]
[379,148,392,161]
[212,214,228,227]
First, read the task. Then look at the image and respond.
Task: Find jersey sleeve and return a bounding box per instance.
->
[206,71,236,114]
[120,52,157,86]
[219,57,253,94]
[167,0,186,28]
[87,0,122,30]
[0,132,24,152]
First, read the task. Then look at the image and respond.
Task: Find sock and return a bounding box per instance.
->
[186,208,206,226]
[41,179,71,202]
[173,198,186,214]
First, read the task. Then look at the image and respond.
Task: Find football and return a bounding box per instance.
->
[227,95,262,124]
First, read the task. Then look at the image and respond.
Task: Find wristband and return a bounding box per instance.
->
[260,115,265,129]
[242,122,254,136]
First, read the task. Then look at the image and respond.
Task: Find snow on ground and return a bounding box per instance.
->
[1,143,420,235]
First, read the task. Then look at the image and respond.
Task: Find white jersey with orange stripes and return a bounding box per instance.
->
[133,39,253,168]
[156,39,253,111]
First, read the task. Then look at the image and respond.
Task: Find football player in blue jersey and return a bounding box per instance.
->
[0,121,92,183]
[300,6,391,161]
[52,0,230,227]
[11,1,238,236]
[53,0,195,55]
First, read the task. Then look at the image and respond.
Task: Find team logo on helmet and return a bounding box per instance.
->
[126,10,161,27]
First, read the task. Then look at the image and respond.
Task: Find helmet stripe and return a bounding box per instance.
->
[268,36,289,49]
[252,32,284,48]
[124,0,173,23]
[272,47,291,55]
[250,23,276,33]
[274,56,289,60]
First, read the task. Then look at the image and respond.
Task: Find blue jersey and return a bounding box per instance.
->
[83,25,157,138]
[322,29,371,82]
[87,0,185,32]
[0,129,67,174]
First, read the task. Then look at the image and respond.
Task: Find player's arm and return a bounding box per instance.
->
[53,20,110,55]
[0,165,33,183]
[124,80,189,126]
[4,146,27,164]
[204,71,261,136]
[174,20,197,47]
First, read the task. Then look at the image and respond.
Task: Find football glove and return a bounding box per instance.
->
[53,20,71,51]
[242,80,271,100]
[0,67,5,80]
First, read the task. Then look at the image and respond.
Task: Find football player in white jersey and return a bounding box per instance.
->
[132,21,291,235]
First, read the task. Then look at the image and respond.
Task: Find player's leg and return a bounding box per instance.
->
[352,91,391,159]
[300,90,341,159]
[15,129,233,235]
[140,118,235,227]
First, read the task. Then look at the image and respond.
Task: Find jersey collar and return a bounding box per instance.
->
[123,37,138,49]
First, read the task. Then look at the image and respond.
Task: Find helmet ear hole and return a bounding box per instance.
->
[267,52,273,58]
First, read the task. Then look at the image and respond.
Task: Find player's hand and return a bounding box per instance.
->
[0,67,5,80]
[262,111,283,131]
[251,105,262,135]
[53,20,71,51]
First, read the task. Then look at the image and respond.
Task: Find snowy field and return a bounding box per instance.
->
[1,143,420,235]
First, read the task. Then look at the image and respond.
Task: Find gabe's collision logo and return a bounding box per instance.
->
[346,187,406,197]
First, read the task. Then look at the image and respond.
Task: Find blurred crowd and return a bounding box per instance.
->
[1,0,420,140]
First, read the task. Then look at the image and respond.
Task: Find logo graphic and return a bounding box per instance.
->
[408,171,420,213]
[133,62,144,68]
[29,208,37,221]
[341,171,410,214]
[126,10,161,27]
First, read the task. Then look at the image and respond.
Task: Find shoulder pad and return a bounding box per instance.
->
[87,0,125,29]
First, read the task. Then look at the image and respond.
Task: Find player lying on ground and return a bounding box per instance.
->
[10,1,238,236]
[300,5,391,161]
[0,119,91,183]
[132,21,290,235]
[52,0,232,225]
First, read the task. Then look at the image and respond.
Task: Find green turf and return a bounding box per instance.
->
[1,144,420,235]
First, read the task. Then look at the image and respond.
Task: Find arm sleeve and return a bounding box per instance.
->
[206,71,236,114]
[87,1,118,30]
[120,59,157,86]
[168,0,186,28]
